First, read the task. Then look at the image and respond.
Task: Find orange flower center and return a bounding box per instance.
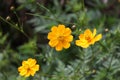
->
[27,67,31,72]
[58,36,64,41]
[86,37,92,42]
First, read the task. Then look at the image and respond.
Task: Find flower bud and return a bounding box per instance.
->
[10,6,15,11]
[92,69,96,73]
[6,16,11,21]
[105,28,109,32]
[71,25,76,30]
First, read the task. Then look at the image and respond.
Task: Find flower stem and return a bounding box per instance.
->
[104,52,114,79]
[0,16,30,39]
[82,0,85,11]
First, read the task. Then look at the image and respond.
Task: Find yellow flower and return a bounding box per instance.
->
[75,29,102,48]
[18,58,39,77]
[47,24,73,51]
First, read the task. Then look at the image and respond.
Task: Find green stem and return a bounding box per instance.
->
[36,2,60,24]
[74,48,85,78]
[99,41,114,79]
[39,73,56,77]
[98,41,109,52]
[82,0,85,11]
[104,52,114,79]
[0,16,29,39]
[36,2,51,13]
[108,54,114,70]
[26,13,76,25]
[91,46,95,61]
[13,10,21,25]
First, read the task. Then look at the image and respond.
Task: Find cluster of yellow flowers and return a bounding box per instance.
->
[18,24,102,78]
[48,24,102,51]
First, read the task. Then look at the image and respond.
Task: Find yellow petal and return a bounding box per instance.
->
[93,29,96,37]
[63,42,70,49]
[58,24,65,29]
[27,58,36,67]
[75,40,82,46]
[81,44,89,48]
[94,34,102,41]
[32,65,39,71]
[75,40,89,48]
[25,71,31,77]
[79,34,85,39]
[58,25,65,34]
[47,32,57,40]
[18,66,23,72]
[84,29,92,37]
[55,42,63,51]
[49,39,58,47]
[22,61,28,66]
[51,26,57,32]
[64,35,73,42]
[63,28,72,36]
[30,70,36,76]
[19,69,27,76]
[89,39,95,45]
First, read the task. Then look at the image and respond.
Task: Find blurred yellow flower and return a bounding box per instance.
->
[47,24,73,51]
[75,29,102,48]
[18,58,39,77]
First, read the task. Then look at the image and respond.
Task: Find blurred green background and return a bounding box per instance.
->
[0,0,120,80]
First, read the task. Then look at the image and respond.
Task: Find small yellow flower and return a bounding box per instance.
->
[75,29,102,48]
[18,58,39,77]
[47,24,73,51]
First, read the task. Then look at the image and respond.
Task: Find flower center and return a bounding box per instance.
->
[58,36,64,41]
[86,37,91,42]
[27,67,31,72]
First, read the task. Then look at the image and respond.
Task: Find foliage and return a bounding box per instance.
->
[0,0,120,80]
